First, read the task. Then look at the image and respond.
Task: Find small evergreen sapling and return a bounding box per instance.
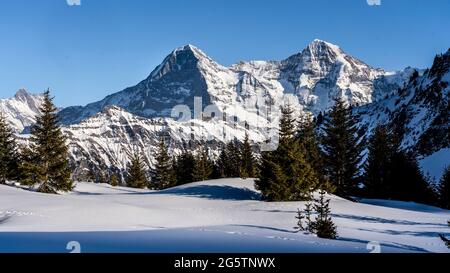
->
[313,190,338,239]
[439,221,450,249]
[294,190,338,239]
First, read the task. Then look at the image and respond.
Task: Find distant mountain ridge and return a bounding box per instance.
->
[1,40,448,181]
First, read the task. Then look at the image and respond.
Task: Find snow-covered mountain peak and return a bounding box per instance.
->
[307,39,343,57]
[14,88,33,100]
[148,43,221,84]
[0,89,44,133]
[174,44,206,57]
[444,48,450,56]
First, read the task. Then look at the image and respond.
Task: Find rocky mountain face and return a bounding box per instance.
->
[0,89,44,133]
[2,40,448,181]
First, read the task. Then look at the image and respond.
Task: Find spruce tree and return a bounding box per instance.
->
[294,190,337,239]
[322,98,364,198]
[438,166,450,209]
[154,137,175,189]
[439,221,450,249]
[364,125,394,198]
[256,104,319,201]
[240,133,256,179]
[17,145,39,186]
[29,90,73,193]
[192,148,213,182]
[297,117,327,191]
[110,173,119,187]
[312,190,338,239]
[97,171,107,184]
[173,149,196,185]
[225,140,241,177]
[0,113,19,184]
[126,150,148,189]
[216,144,229,178]
[389,151,436,204]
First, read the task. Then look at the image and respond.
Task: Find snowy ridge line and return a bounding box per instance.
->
[1,41,449,180]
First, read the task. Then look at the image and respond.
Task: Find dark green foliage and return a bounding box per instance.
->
[297,117,328,191]
[322,98,365,198]
[294,203,313,233]
[294,190,338,239]
[215,140,242,178]
[192,148,213,182]
[363,123,437,205]
[126,150,148,189]
[173,149,195,185]
[17,145,39,186]
[110,173,119,187]
[154,137,175,189]
[438,166,450,209]
[0,113,19,184]
[240,133,256,179]
[97,171,108,184]
[27,90,73,193]
[226,140,242,177]
[313,190,338,239]
[256,104,319,201]
[216,144,228,178]
[389,151,436,204]
[364,125,394,198]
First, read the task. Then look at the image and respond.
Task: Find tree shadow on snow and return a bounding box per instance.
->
[356,227,450,238]
[230,224,295,233]
[332,213,449,227]
[337,236,430,253]
[0,215,11,225]
[157,185,261,201]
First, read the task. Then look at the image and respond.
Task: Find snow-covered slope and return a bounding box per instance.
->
[0,178,448,253]
[0,89,44,133]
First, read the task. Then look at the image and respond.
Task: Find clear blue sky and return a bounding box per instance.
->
[0,0,449,106]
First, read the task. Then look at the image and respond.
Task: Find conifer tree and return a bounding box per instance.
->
[216,144,229,178]
[173,149,195,185]
[97,171,108,184]
[439,221,450,249]
[225,140,241,177]
[256,151,289,201]
[0,113,19,184]
[389,151,436,204]
[240,133,256,179]
[256,104,319,201]
[364,125,394,198]
[29,90,73,193]
[312,190,338,239]
[322,98,365,198]
[192,148,213,182]
[126,150,148,189]
[438,166,450,209]
[110,173,119,187]
[154,137,175,189]
[17,145,38,186]
[297,117,327,191]
[294,190,337,239]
